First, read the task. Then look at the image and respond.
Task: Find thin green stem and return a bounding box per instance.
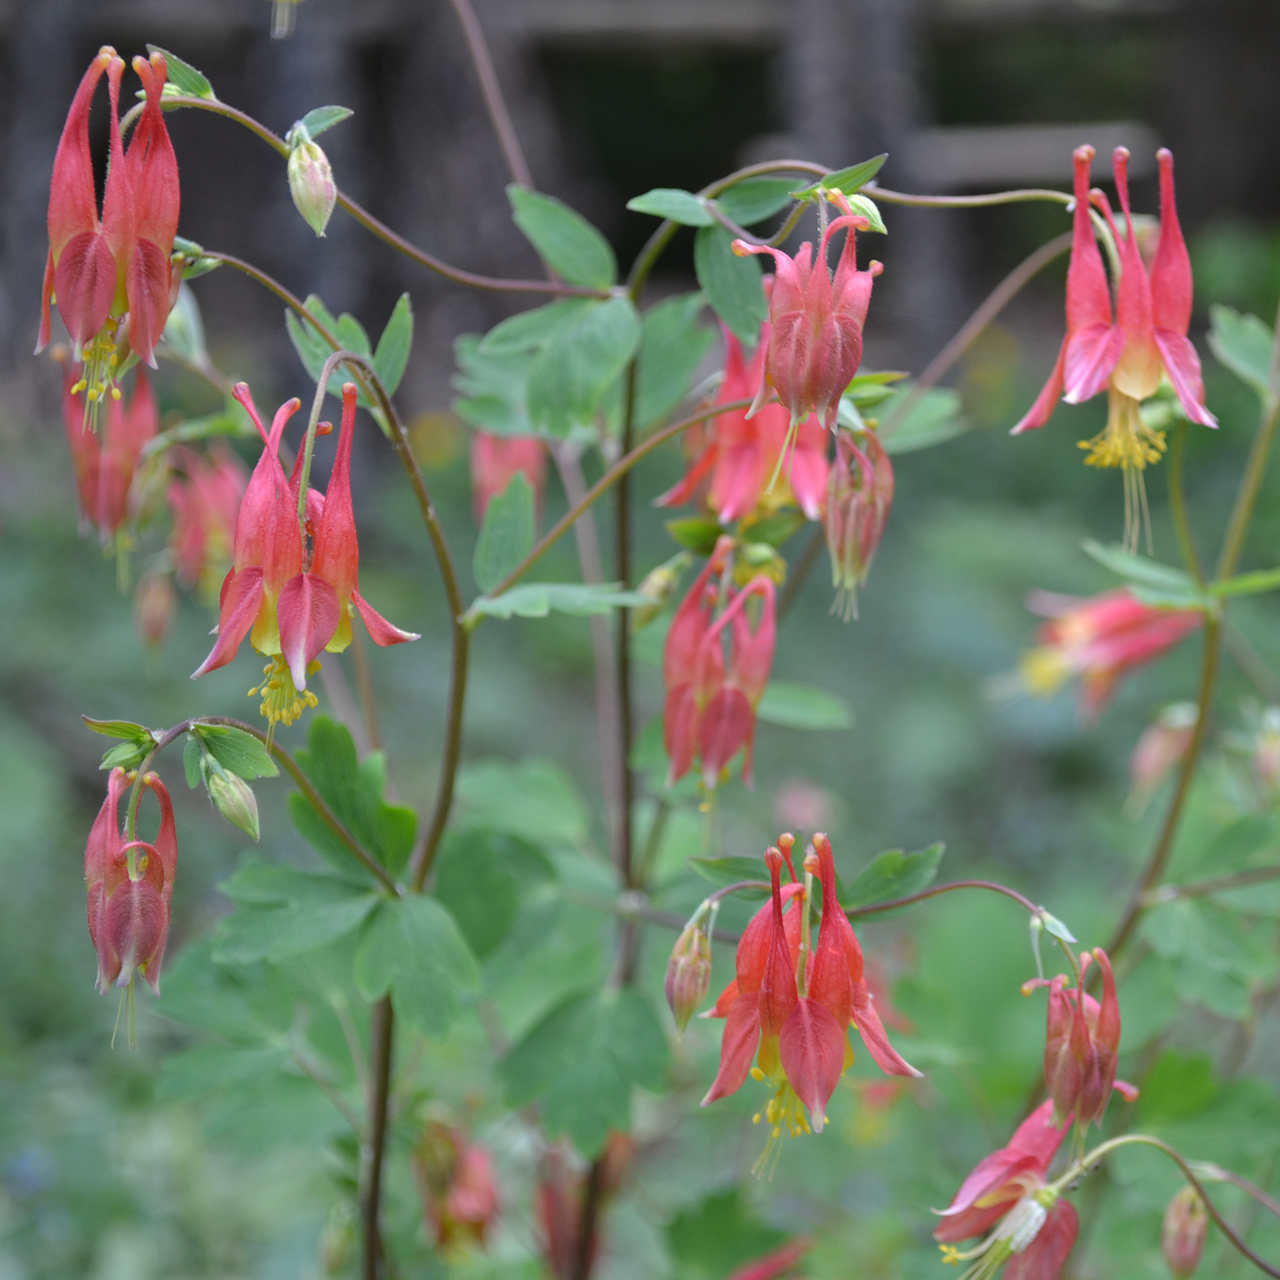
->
[1145,863,1280,906]
[1169,420,1205,587]
[297,350,352,528]
[615,361,638,887]
[154,96,604,296]
[362,997,394,1280]
[845,878,1041,920]
[477,398,753,606]
[862,182,1071,209]
[1052,1134,1280,1279]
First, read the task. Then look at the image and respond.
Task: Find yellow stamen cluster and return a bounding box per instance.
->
[1078,390,1166,472]
[749,1067,812,1178]
[69,319,123,430]
[249,654,321,736]
[1020,646,1072,698]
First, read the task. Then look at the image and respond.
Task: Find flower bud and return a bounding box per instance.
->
[287,131,336,236]
[1129,702,1197,814]
[134,573,175,648]
[824,429,893,621]
[1254,707,1280,799]
[666,915,712,1033]
[632,552,690,632]
[205,760,260,841]
[1162,1186,1208,1279]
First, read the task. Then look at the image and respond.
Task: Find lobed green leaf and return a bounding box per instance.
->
[508,185,616,288]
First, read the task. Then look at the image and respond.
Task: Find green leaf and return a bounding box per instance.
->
[100,741,151,771]
[194,724,278,780]
[743,511,806,548]
[354,897,479,1037]
[455,758,589,846]
[715,178,797,227]
[183,735,202,789]
[846,370,907,409]
[792,154,888,198]
[1210,567,1280,598]
[1080,541,1208,610]
[467,582,648,622]
[872,386,970,454]
[474,473,535,593]
[153,941,293,1039]
[147,45,216,100]
[626,188,713,226]
[83,717,154,743]
[694,225,767,345]
[844,193,886,235]
[665,517,725,555]
[161,282,209,366]
[452,335,535,436]
[290,716,418,879]
[508,185,616,289]
[372,293,413,398]
[1208,305,1275,399]
[434,830,555,960]
[756,681,854,731]
[297,105,353,139]
[687,855,769,891]
[668,1190,787,1280]
[526,297,642,437]
[479,299,597,355]
[497,987,669,1155]
[635,292,712,428]
[844,843,945,912]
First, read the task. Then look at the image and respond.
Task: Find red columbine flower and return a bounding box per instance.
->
[703,835,919,1164]
[824,427,893,620]
[61,359,158,544]
[934,1099,1078,1280]
[85,767,178,996]
[39,51,181,405]
[1019,588,1202,718]
[470,431,546,524]
[733,193,882,432]
[657,324,829,523]
[168,444,248,597]
[1013,147,1215,543]
[414,1120,501,1251]
[193,383,417,729]
[1162,1187,1208,1280]
[662,539,777,792]
[1023,948,1136,1131]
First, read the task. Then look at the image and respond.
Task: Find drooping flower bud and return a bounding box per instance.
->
[824,428,893,621]
[287,127,336,237]
[204,759,261,842]
[666,911,713,1033]
[1162,1186,1208,1279]
[1129,702,1197,813]
[632,551,690,632]
[414,1118,500,1251]
[1253,706,1280,799]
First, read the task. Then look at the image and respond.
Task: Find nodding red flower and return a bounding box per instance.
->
[935,1100,1078,1280]
[470,431,546,525]
[1024,948,1136,1131]
[662,539,776,792]
[61,359,158,543]
[85,767,178,996]
[40,50,181,407]
[168,444,248,597]
[824,428,894,621]
[1013,147,1215,523]
[414,1120,501,1251]
[656,325,829,523]
[703,835,919,1164]
[193,383,417,730]
[733,193,882,432]
[1019,588,1203,719]
[1162,1187,1209,1280]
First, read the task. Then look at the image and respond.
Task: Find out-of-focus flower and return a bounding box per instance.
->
[662,539,776,792]
[168,444,247,598]
[85,768,178,996]
[733,194,882,431]
[1162,1186,1208,1279]
[1019,589,1202,719]
[414,1120,500,1251]
[134,572,175,648]
[1023,948,1137,1130]
[773,779,834,835]
[824,427,893,620]
[470,432,546,525]
[39,51,181,404]
[61,359,158,544]
[535,1136,631,1280]
[1252,706,1280,800]
[723,1238,811,1280]
[1129,702,1197,813]
[656,324,829,523]
[935,1099,1078,1280]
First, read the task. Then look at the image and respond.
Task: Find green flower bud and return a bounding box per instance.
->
[205,759,260,841]
[287,131,335,237]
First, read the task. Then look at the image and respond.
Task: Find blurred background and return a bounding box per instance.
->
[3,0,1280,1276]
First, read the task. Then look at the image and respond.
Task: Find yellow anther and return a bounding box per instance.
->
[749,1067,766,1082]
